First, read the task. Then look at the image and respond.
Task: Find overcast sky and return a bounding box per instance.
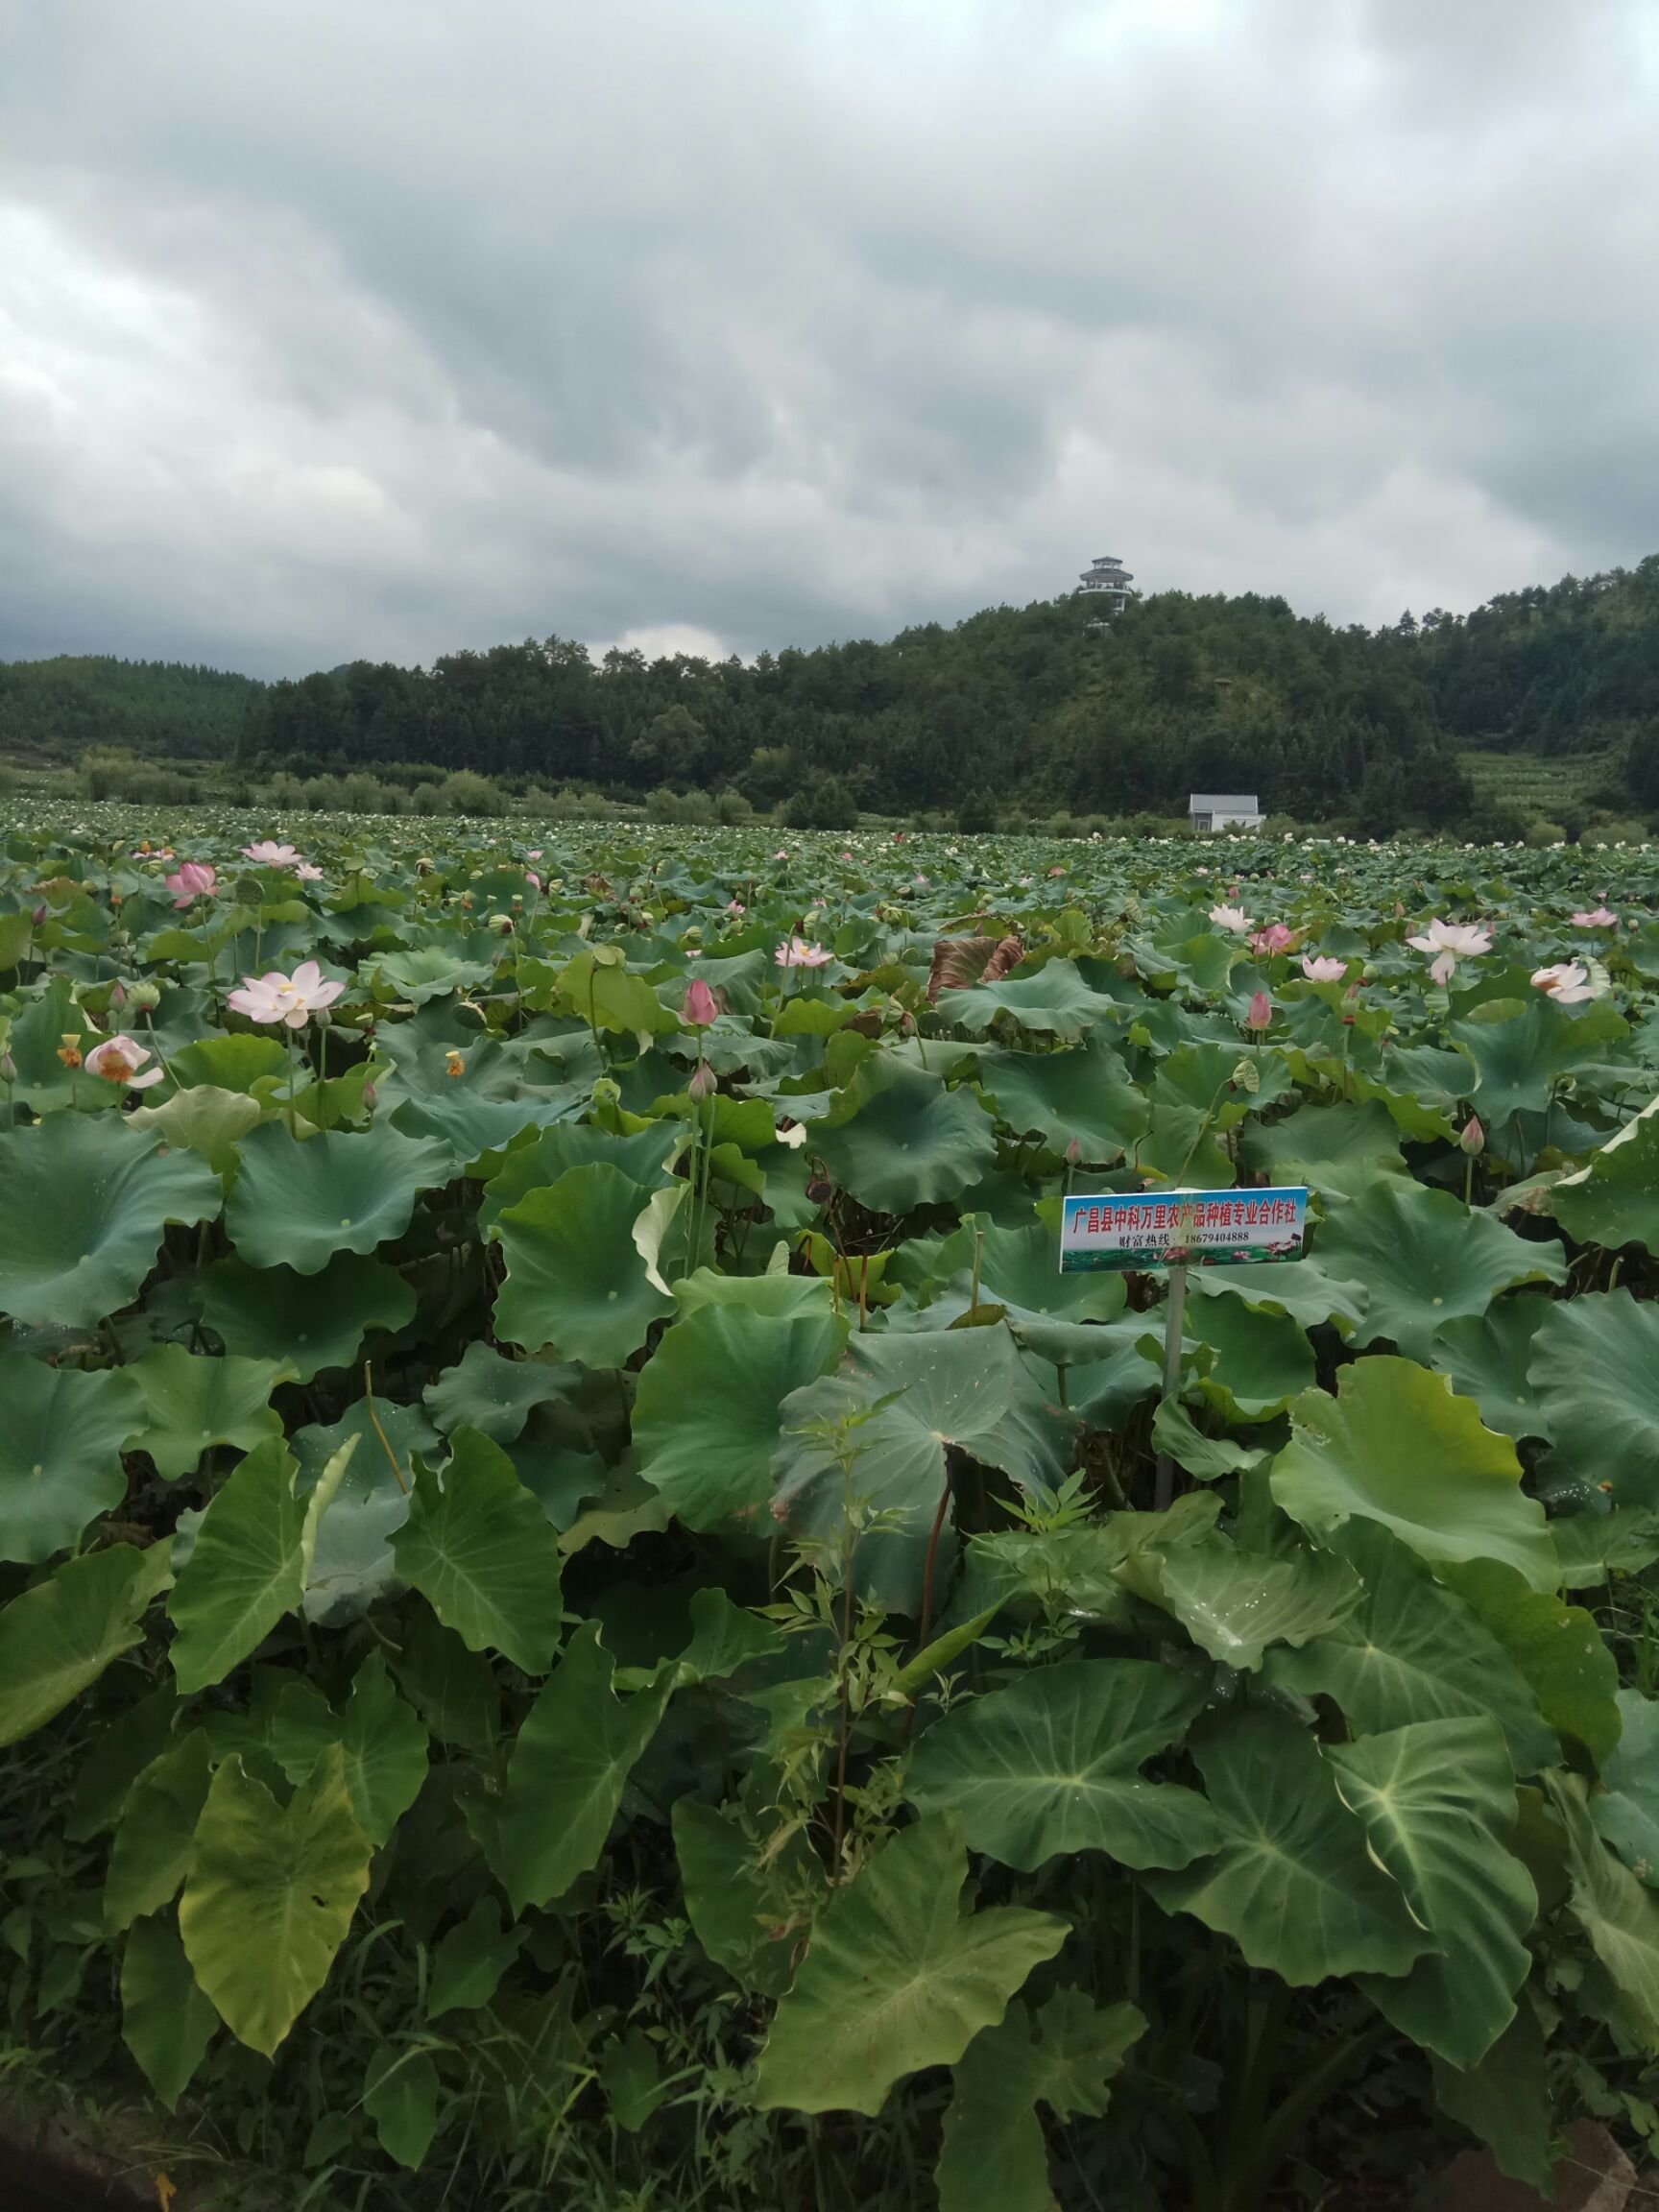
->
[1,0,1656,678]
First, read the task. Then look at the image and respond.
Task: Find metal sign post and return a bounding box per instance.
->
[1153,1262,1189,1512]
[1057,1185,1310,1511]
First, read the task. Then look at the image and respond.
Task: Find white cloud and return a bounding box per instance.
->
[0,0,1653,673]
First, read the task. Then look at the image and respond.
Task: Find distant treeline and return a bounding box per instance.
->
[6,555,1659,832]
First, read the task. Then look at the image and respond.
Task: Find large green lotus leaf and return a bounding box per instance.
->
[1431,2008,1554,2196]
[425,1894,526,2018]
[265,1651,428,1847]
[121,1912,219,2111]
[936,1992,1144,2212]
[1186,1293,1314,1422]
[1594,1691,1659,1885]
[1311,1180,1565,1362]
[66,1679,181,1835]
[1137,1043,1292,1189]
[167,1033,288,1093]
[129,1085,264,1178]
[555,949,677,1036]
[1549,1097,1659,1255]
[1270,1358,1557,1592]
[123,1344,292,1480]
[0,1351,145,1563]
[0,1115,221,1327]
[495,1623,675,1911]
[633,1301,849,1528]
[1439,1558,1621,1765]
[936,957,1125,1040]
[371,944,493,1003]
[293,1398,434,1624]
[1351,1043,1474,1142]
[814,1060,998,1214]
[1264,1523,1556,1774]
[105,1731,214,1931]
[671,1265,840,1320]
[979,1043,1148,1164]
[1241,1097,1408,1204]
[1546,1769,1659,2051]
[1453,994,1628,1137]
[388,1088,574,1177]
[754,1815,1066,2117]
[1145,1710,1429,1984]
[2,975,110,1111]
[168,1436,353,1693]
[924,1218,1129,1355]
[363,2045,440,2170]
[199,1251,415,1382]
[1329,1719,1535,2069]
[1058,1317,1166,1428]
[672,1798,821,1999]
[661,1585,787,1687]
[1427,1299,1553,1442]
[392,1428,564,1673]
[1528,1291,1659,1508]
[1552,1506,1659,1591]
[1145,1540,1362,1670]
[1190,1255,1369,1338]
[478,1119,685,1234]
[494,1163,674,1365]
[392,1607,498,1752]
[905,1659,1218,1871]
[225,1122,451,1274]
[772,1328,1072,1611]
[0,1543,168,1745]
[180,1743,372,2056]
[423,1342,572,1444]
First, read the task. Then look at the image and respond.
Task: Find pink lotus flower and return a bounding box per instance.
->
[228,958,345,1029]
[1300,954,1348,982]
[1407,918,1492,986]
[164,861,217,908]
[294,862,324,881]
[725,899,745,917]
[1249,923,1298,956]
[84,1034,164,1091]
[526,848,543,860]
[1458,1115,1484,1155]
[241,840,301,867]
[1531,962,1595,1004]
[1209,903,1253,933]
[525,871,541,891]
[1571,907,1617,927]
[775,937,832,970]
[683,978,718,1026]
[1245,990,1273,1032]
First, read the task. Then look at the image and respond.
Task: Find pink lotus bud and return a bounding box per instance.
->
[31,905,46,926]
[0,1051,14,1083]
[1066,1138,1082,1166]
[362,1079,377,1111]
[687,1060,717,1101]
[1459,1115,1484,1156]
[684,978,718,1027]
[1246,990,1273,1032]
[109,980,128,1010]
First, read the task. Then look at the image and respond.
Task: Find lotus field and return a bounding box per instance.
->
[9,808,1659,2208]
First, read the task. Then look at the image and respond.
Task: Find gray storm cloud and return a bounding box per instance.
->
[0,0,1654,676]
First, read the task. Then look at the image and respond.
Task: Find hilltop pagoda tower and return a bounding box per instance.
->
[1076,553,1134,620]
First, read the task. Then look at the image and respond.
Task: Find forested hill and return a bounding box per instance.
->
[6,555,1659,827]
[0,657,262,760]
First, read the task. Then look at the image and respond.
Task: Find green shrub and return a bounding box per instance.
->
[437,769,504,816]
